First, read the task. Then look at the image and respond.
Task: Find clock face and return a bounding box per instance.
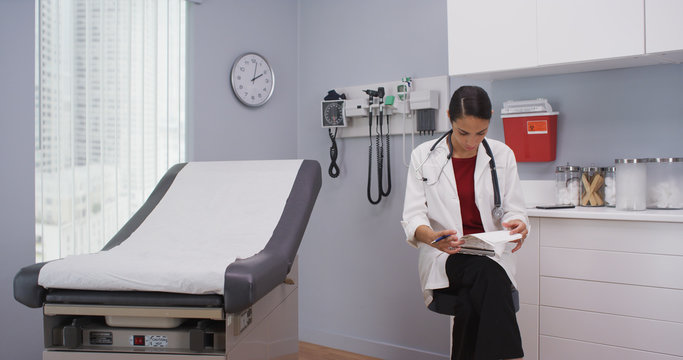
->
[230,53,274,107]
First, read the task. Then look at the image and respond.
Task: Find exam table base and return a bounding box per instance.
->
[42,271,298,360]
[43,290,297,360]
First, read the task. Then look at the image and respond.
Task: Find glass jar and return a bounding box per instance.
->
[555,164,581,206]
[580,167,606,207]
[615,158,648,211]
[646,157,683,209]
[604,166,616,207]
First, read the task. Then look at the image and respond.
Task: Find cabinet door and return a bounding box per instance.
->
[515,217,540,360]
[537,0,644,65]
[540,306,683,356]
[447,0,537,75]
[516,217,539,305]
[540,277,683,323]
[646,0,683,53]
[541,335,682,360]
[517,303,539,360]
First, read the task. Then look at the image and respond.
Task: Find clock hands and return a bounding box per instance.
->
[251,62,258,84]
[250,73,263,82]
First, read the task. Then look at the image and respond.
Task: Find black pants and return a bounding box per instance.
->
[432,254,524,360]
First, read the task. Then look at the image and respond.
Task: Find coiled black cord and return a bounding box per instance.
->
[367,110,381,205]
[375,114,383,196]
[380,114,391,197]
[328,128,339,178]
[368,109,393,204]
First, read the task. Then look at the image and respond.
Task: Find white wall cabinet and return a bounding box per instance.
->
[447,0,537,75]
[518,215,683,360]
[645,0,683,54]
[447,0,683,78]
[536,0,644,65]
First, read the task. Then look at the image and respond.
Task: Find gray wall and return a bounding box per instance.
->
[0,1,44,359]
[189,0,299,161]
[296,1,452,358]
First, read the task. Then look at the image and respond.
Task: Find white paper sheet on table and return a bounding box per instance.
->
[38,160,303,295]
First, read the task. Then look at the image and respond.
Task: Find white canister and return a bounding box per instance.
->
[615,158,648,211]
[646,157,683,209]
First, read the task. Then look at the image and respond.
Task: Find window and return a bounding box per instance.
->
[35,0,187,262]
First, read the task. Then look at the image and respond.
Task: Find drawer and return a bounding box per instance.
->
[539,218,683,255]
[540,247,683,289]
[540,277,683,323]
[540,306,683,356]
[540,335,682,360]
[517,303,538,360]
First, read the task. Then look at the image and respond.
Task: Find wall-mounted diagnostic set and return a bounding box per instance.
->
[320,76,450,205]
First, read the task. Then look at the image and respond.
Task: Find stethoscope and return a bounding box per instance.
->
[414,130,504,221]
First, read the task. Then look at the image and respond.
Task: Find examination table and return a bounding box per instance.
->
[14,160,321,359]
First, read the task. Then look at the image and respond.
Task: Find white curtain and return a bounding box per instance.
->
[35,0,187,262]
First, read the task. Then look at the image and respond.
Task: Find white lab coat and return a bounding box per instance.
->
[401,136,529,306]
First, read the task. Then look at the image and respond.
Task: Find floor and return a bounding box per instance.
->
[299,342,382,360]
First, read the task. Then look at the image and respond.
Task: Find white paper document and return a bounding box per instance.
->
[459,230,522,257]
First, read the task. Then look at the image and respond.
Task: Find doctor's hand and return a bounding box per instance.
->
[430,230,464,255]
[503,220,528,253]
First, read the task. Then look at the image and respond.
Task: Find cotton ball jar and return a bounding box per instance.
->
[646,158,683,209]
[555,165,581,206]
[615,158,648,211]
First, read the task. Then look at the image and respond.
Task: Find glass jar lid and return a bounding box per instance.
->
[646,157,683,163]
[615,158,649,164]
[556,165,581,172]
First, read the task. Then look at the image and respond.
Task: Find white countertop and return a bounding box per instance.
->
[527,206,683,223]
[519,180,683,223]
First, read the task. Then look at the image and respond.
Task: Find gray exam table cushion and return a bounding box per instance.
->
[14,160,321,314]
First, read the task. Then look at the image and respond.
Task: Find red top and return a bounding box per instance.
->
[452,156,485,235]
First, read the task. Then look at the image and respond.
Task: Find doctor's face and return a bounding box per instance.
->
[450,115,489,158]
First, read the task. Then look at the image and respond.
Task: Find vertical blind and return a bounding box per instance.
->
[35,0,187,262]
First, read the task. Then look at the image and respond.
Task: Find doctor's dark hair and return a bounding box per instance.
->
[448,85,492,122]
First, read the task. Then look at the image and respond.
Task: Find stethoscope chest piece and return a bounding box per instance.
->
[492,206,504,222]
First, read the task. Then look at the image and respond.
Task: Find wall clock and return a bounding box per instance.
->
[230,52,274,107]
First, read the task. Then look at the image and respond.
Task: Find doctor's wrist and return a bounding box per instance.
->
[414,225,437,245]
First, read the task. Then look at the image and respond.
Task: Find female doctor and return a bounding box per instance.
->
[401,86,528,360]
